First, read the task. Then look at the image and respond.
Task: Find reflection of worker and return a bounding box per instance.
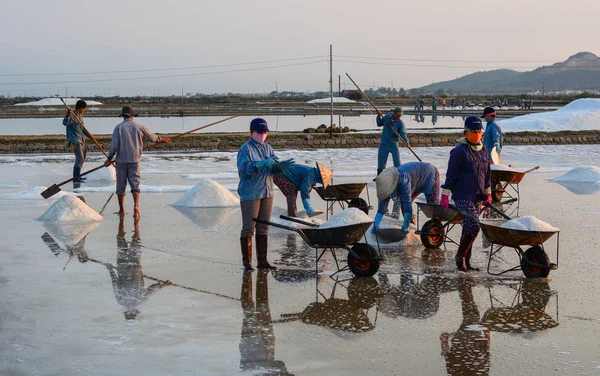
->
[41,232,89,264]
[272,162,332,217]
[376,107,409,175]
[481,107,503,161]
[378,273,441,319]
[106,217,170,320]
[440,279,490,375]
[237,118,295,271]
[441,116,491,272]
[373,162,440,233]
[239,270,291,375]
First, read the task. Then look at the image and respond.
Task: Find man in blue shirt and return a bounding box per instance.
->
[481,107,503,160]
[273,162,332,217]
[376,107,409,176]
[237,118,295,271]
[63,100,94,183]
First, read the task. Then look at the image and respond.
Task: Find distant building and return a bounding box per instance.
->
[341,90,364,101]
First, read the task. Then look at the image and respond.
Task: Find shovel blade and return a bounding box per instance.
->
[41,184,61,199]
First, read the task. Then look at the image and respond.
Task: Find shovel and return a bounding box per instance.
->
[376,227,407,242]
[40,164,105,199]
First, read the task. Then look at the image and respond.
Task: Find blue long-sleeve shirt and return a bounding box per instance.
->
[377,162,438,217]
[62,112,91,143]
[483,120,503,158]
[282,164,320,200]
[237,139,281,201]
[376,114,409,147]
[441,140,491,201]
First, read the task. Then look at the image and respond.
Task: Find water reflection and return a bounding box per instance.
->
[552,181,600,195]
[239,270,292,375]
[172,206,239,230]
[106,217,170,320]
[41,221,100,266]
[275,234,315,270]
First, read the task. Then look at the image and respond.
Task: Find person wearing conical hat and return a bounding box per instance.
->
[373,162,440,234]
[272,162,332,217]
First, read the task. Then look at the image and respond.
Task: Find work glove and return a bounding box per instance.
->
[277,158,295,171]
[401,214,411,233]
[494,143,501,153]
[256,157,276,170]
[371,212,383,234]
[482,193,492,206]
[302,198,315,216]
[440,194,449,209]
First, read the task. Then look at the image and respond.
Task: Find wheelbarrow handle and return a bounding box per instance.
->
[252,217,301,233]
[485,203,512,220]
[279,215,320,227]
[522,165,540,175]
[448,204,480,223]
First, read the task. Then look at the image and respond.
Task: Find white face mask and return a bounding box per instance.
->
[251,132,267,144]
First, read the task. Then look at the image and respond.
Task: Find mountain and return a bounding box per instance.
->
[416,52,600,94]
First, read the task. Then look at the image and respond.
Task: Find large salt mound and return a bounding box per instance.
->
[550,166,600,183]
[171,179,239,208]
[0,186,72,200]
[500,216,559,232]
[37,195,103,222]
[85,165,116,181]
[319,208,372,229]
[500,98,600,132]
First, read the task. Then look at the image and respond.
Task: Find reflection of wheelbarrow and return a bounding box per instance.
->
[273,277,381,333]
[482,280,559,333]
[491,166,539,203]
[415,202,463,249]
[314,183,372,219]
[253,216,380,277]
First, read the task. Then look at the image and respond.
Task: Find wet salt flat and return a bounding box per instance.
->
[1,144,600,375]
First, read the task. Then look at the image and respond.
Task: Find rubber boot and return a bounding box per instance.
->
[377,169,384,176]
[256,234,276,270]
[73,167,85,183]
[464,236,480,271]
[286,195,297,217]
[455,234,477,272]
[240,237,254,271]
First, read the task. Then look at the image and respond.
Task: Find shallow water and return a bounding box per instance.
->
[0,145,599,375]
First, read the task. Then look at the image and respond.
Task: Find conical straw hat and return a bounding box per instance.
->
[375,167,399,200]
[316,162,333,189]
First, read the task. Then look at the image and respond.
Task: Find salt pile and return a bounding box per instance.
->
[319,208,372,229]
[37,195,103,222]
[500,216,559,232]
[171,179,239,208]
[550,166,600,183]
[85,165,116,181]
[269,206,323,230]
[491,164,518,172]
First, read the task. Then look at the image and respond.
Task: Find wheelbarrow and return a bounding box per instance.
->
[314,183,372,219]
[450,204,559,279]
[491,166,539,203]
[415,201,463,249]
[253,215,380,277]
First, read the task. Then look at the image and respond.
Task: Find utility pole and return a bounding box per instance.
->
[338,74,341,129]
[65,86,68,98]
[542,82,545,96]
[329,44,333,139]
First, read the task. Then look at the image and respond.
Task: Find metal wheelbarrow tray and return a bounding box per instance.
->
[315,183,372,218]
[479,220,560,278]
[490,166,539,203]
[253,216,380,277]
[415,202,463,249]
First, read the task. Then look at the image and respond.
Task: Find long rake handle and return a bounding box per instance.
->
[345,73,422,162]
[56,164,106,187]
[144,116,238,151]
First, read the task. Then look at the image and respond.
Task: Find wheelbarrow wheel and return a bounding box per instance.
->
[349,198,369,215]
[521,246,551,278]
[347,243,379,277]
[492,181,503,203]
[420,219,445,249]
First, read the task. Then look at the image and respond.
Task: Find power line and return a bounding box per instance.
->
[335,59,538,69]
[335,55,565,64]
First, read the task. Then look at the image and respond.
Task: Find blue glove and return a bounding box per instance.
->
[372,213,383,234]
[401,213,411,232]
[278,158,295,171]
[302,198,314,215]
[494,143,501,153]
[256,157,276,171]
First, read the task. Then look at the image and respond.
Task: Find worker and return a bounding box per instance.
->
[273,162,332,217]
[376,107,409,176]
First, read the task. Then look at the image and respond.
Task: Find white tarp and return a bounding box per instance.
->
[14,97,103,106]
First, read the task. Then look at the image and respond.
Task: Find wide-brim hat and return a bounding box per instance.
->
[316,162,333,189]
[375,167,399,201]
[119,105,138,117]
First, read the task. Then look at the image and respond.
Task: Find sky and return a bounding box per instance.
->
[1,0,599,97]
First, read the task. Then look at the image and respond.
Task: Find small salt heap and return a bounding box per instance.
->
[171,179,239,208]
[85,165,116,181]
[500,216,559,232]
[319,208,372,229]
[38,195,103,222]
[550,166,600,183]
[491,164,518,172]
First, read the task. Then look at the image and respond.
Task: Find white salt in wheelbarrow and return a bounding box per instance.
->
[253,215,381,277]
